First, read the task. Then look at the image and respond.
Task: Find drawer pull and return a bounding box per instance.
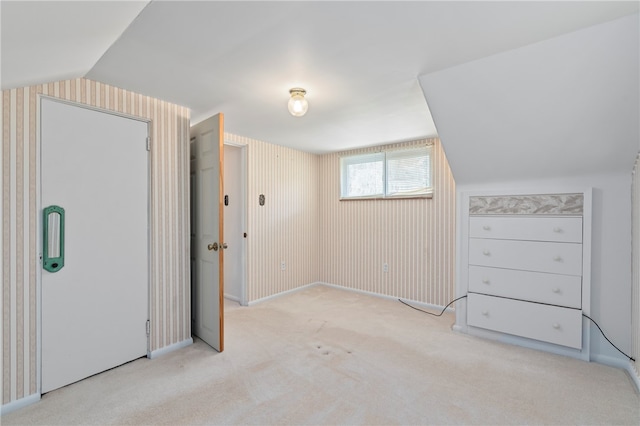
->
[552,323,560,329]
[482,250,490,256]
[481,310,489,316]
[482,225,491,231]
[553,227,562,233]
[482,278,490,284]
[552,287,561,294]
[553,256,562,262]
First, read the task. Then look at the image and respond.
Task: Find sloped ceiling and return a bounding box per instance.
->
[419,13,639,185]
[0,1,149,89]
[2,1,639,154]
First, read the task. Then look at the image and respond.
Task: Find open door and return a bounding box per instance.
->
[190,113,225,351]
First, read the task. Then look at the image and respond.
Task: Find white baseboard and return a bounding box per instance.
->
[1,339,195,415]
[246,282,454,314]
[318,282,455,314]
[1,392,40,415]
[247,282,319,306]
[592,354,640,393]
[224,293,241,303]
[148,337,193,360]
[626,363,640,393]
[591,353,630,370]
[452,324,466,333]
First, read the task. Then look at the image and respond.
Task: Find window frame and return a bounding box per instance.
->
[339,144,433,201]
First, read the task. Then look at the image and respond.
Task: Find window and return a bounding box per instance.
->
[340,144,433,199]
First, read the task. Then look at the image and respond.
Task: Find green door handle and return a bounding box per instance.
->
[43,205,65,272]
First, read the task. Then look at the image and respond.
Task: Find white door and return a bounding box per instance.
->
[223,145,243,303]
[190,113,224,351]
[41,98,149,393]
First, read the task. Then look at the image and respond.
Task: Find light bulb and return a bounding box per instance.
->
[288,88,308,117]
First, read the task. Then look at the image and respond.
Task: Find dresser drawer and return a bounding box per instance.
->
[468,266,581,308]
[467,293,582,349]
[469,216,582,243]
[469,238,582,276]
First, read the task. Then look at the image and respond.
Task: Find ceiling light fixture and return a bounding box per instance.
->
[288,88,308,117]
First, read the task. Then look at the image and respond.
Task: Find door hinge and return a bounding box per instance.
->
[146,137,151,151]
[146,320,150,336]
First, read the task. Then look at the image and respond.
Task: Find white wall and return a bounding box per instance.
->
[419,14,639,362]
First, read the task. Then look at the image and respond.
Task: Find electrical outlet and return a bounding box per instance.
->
[383,263,389,273]
[281,261,286,271]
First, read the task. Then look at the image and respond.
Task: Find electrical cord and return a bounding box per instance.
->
[582,313,635,362]
[399,295,636,362]
[398,295,467,317]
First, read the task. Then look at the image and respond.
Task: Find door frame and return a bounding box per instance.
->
[36,95,152,395]
[223,140,248,306]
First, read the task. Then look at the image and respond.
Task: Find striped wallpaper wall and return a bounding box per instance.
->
[224,133,320,302]
[632,153,640,381]
[2,78,190,406]
[318,138,456,306]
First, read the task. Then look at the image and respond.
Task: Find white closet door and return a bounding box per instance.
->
[41,98,149,393]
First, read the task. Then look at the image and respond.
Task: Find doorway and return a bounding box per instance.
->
[223,143,247,306]
[40,97,149,393]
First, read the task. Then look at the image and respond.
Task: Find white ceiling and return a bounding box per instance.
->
[2,1,639,154]
[419,13,639,184]
[1,1,149,89]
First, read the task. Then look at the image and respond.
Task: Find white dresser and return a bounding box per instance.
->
[458,191,591,358]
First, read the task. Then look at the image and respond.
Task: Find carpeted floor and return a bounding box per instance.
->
[2,284,639,425]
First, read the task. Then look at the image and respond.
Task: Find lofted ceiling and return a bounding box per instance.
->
[2,1,639,154]
[420,13,639,185]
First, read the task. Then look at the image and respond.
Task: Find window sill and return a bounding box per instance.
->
[339,193,433,201]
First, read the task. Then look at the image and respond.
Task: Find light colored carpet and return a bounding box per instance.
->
[3,284,639,425]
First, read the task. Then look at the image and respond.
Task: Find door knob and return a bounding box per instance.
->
[208,242,218,251]
[221,242,228,250]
